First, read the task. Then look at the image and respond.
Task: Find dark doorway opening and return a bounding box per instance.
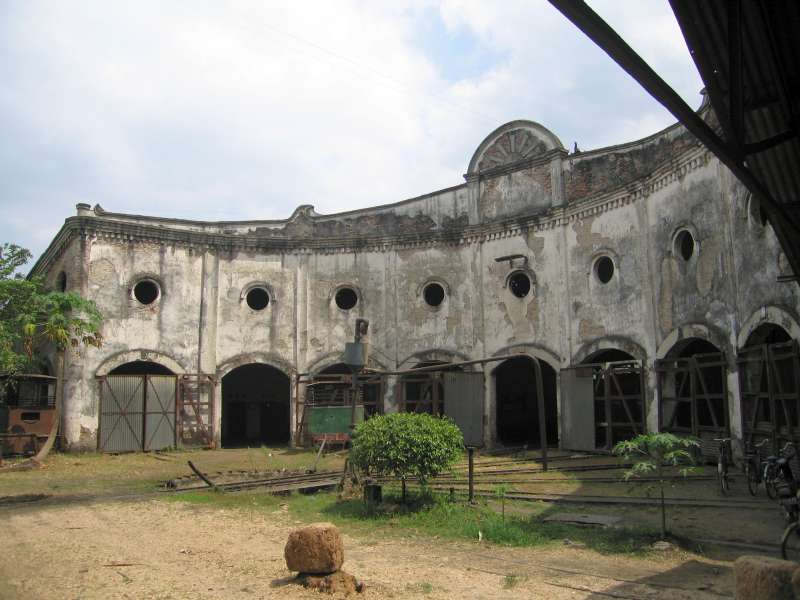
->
[658,338,727,458]
[401,361,462,416]
[746,323,791,347]
[309,363,383,418]
[581,349,643,450]
[740,323,798,454]
[222,363,290,447]
[494,357,558,447]
[110,361,174,376]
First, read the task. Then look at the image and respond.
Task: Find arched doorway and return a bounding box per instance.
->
[494,357,558,447]
[657,338,728,457]
[739,323,798,450]
[221,364,290,447]
[99,360,177,452]
[563,349,644,451]
[401,362,460,416]
[110,361,174,376]
[309,363,383,419]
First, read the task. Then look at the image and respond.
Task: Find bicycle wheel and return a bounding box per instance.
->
[782,522,800,561]
[746,462,759,496]
[766,465,778,500]
[718,459,729,496]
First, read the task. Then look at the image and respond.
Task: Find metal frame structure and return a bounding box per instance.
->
[177,374,215,448]
[656,352,729,458]
[584,359,645,452]
[294,370,383,444]
[738,339,800,451]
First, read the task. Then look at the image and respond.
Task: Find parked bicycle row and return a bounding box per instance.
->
[716,437,800,560]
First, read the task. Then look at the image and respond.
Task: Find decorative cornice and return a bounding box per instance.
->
[31,146,714,274]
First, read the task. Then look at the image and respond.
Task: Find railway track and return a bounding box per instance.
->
[164,469,343,494]
[391,483,775,510]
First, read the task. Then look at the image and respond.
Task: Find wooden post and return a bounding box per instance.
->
[468,446,475,502]
[531,357,548,472]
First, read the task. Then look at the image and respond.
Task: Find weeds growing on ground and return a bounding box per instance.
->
[166,488,660,555]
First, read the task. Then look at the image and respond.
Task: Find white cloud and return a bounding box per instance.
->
[0,0,701,263]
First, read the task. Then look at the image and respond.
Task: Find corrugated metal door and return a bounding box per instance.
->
[144,376,177,451]
[443,372,485,447]
[100,375,176,452]
[560,367,596,451]
[99,376,145,452]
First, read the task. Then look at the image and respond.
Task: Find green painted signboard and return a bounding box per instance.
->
[307,405,363,435]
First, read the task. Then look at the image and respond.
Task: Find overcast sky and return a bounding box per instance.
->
[0,0,702,266]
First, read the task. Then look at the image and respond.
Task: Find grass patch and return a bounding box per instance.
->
[0,447,344,499]
[164,488,659,555]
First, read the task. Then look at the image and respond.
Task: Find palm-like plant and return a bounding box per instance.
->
[613,432,700,540]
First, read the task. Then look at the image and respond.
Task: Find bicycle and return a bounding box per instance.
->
[714,437,734,496]
[768,441,797,502]
[744,437,771,496]
[782,520,800,560]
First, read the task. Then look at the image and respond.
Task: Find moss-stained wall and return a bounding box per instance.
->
[32,117,799,450]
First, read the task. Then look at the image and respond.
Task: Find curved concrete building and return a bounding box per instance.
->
[31,104,800,453]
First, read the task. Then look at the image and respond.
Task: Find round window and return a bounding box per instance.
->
[509,272,531,298]
[133,279,160,305]
[595,256,614,284]
[335,287,358,310]
[423,282,445,307]
[675,230,694,261]
[246,287,270,311]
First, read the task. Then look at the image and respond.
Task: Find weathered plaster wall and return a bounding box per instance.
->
[32,116,799,450]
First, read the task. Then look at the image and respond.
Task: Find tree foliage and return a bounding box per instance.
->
[350,413,464,484]
[0,243,103,374]
[613,432,699,539]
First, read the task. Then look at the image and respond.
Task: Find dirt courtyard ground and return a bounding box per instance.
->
[2,497,734,600]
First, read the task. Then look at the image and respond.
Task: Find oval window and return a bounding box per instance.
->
[675,230,694,261]
[595,256,614,284]
[509,272,531,298]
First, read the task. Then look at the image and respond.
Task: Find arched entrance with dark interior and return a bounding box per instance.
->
[657,338,727,458]
[739,323,797,449]
[221,363,290,447]
[494,357,558,447]
[310,363,383,419]
[577,349,644,451]
[99,360,177,452]
[401,362,462,416]
[110,361,174,376]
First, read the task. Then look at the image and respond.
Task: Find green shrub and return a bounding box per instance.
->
[350,412,463,486]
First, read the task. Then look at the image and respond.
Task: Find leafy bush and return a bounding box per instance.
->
[350,412,463,486]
